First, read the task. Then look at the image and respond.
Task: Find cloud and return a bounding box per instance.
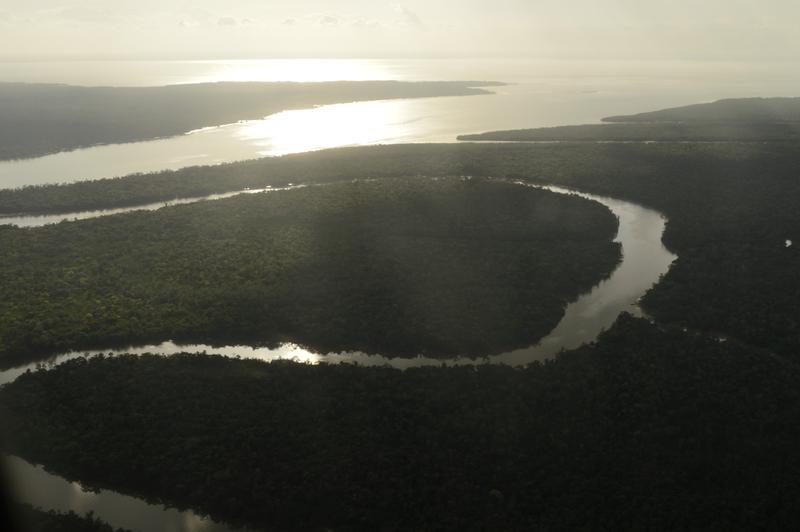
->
[318,15,339,27]
[395,5,425,29]
[352,17,380,30]
[282,17,297,26]
[46,6,130,25]
[217,16,237,27]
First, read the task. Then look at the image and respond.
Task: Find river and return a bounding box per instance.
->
[0,181,675,383]
[0,57,695,531]
[1,180,676,532]
[4,57,800,189]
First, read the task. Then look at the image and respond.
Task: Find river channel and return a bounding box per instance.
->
[2,180,676,532]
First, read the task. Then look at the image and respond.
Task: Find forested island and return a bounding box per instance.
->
[0,80,499,161]
[3,315,800,531]
[458,97,800,142]
[0,178,620,366]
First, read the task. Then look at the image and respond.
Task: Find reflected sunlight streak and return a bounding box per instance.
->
[236,99,419,156]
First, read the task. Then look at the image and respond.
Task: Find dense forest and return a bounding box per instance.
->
[0,81,498,161]
[3,315,800,531]
[6,505,128,532]
[3,141,796,360]
[456,122,800,142]
[0,178,620,366]
[459,97,800,142]
[603,96,800,123]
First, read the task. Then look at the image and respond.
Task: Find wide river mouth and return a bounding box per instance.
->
[3,179,676,532]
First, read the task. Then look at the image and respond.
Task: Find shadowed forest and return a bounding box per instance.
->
[2,84,800,532]
[4,315,800,531]
[0,178,620,366]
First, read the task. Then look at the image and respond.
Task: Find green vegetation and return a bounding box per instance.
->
[459,97,800,142]
[9,504,129,532]
[0,81,499,161]
[3,142,795,359]
[0,178,620,365]
[603,96,800,123]
[457,121,800,142]
[3,315,800,531]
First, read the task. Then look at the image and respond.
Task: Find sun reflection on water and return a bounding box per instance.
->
[236,99,420,156]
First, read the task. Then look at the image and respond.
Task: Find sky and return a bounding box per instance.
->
[1,0,799,61]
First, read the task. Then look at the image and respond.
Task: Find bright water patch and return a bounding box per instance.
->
[4,456,252,532]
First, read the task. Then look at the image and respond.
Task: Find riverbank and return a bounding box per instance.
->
[0,81,500,162]
[0,178,622,367]
[5,315,800,531]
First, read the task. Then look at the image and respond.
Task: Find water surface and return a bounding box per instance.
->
[5,456,248,532]
[3,58,800,189]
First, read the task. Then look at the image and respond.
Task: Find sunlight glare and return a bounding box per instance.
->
[236,99,419,155]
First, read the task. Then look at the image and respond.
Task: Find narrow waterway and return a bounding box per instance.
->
[0,181,675,384]
[0,184,304,228]
[1,181,676,532]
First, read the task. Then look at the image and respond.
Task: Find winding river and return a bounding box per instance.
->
[1,179,676,532]
[6,54,800,532]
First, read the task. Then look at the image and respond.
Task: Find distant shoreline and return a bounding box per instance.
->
[0,80,503,161]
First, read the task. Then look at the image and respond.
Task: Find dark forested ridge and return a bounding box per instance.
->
[4,315,800,531]
[0,178,620,366]
[0,81,498,161]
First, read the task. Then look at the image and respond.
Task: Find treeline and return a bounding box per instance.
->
[603,96,800,123]
[6,505,129,532]
[457,121,800,142]
[0,178,620,366]
[459,97,800,142]
[4,315,800,531]
[3,141,796,358]
[0,81,498,161]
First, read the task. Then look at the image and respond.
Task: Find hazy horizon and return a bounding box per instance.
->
[3,1,800,62]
